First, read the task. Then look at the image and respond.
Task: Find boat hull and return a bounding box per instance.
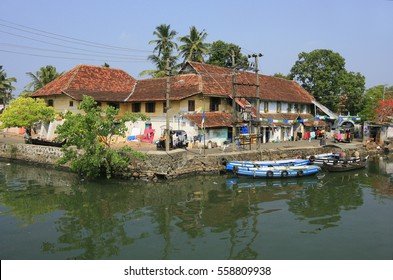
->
[322,157,368,172]
[232,165,320,178]
[309,153,362,166]
[226,159,310,171]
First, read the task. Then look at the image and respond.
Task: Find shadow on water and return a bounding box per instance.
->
[0,157,392,260]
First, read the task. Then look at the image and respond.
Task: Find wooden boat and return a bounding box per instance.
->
[31,138,66,147]
[308,153,362,166]
[232,164,321,178]
[226,158,310,171]
[322,156,369,172]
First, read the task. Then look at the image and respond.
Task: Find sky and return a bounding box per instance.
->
[1,0,392,96]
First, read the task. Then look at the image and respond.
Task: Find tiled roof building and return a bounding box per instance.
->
[32,64,137,102]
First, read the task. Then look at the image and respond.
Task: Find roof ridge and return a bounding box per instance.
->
[64,64,82,90]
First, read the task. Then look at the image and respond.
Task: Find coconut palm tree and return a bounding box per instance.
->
[149,24,178,58]
[0,65,17,108]
[25,65,62,92]
[178,26,209,64]
[140,24,178,78]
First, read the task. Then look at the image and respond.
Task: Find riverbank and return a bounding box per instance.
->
[0,131,384,181]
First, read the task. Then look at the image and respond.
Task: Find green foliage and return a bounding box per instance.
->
[55,95,149,179]
[25,65,62,91]
[0,65,17,105]
[140,24,179,78]
[0,97,56,129]
[289,49,365,113]
[206,40,248,68]
[273,73,292,80]
[178,26,209,63]
[359,85,393,121]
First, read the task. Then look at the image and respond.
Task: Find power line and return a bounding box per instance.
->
[0,30,147,59]
[0,19,150,53]
[0,43,147,61]
[0,49,147,63]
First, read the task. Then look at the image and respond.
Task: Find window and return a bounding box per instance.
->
[300,104,305,113]
[107,102,119,109]
[277,102,281,113]
[69,101,74,107]
[210,97,220,112]
[294,103,299,113]
[288,103,293,113]
[132,103,141,113]
[264,102,269,113]
[47,99,54,107]
[188,100,195,111]
[163,102,167,113]
[145,102,155,113]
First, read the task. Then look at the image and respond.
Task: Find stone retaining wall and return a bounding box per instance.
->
[0,143,64,165]
[0,143,377,181]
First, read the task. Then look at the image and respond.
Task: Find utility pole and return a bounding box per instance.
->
[165,58,171,152]
[248,53,263,149]
[231,50,237,150]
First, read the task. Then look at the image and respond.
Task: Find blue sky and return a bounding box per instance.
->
[1,0,392,95]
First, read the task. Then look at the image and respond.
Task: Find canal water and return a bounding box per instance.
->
[0,156,392,260]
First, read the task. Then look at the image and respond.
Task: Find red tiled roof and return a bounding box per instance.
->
[32,64,137,102]
[184,112,233,128]
[185,61,315,103]
[128,74,200,102]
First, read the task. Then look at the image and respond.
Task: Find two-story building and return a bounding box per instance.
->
[32,62,326,145]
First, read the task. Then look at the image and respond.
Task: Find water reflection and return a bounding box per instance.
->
[1,158,393,260]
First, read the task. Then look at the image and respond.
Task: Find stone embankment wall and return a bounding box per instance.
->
[0,143,65,166]
[0,143,376,181]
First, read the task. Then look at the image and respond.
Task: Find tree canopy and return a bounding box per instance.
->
[178,26,209,64]
[360,85,393,121]
[55,95,149,179]
[206,40,248,68]
[25,65,62,92]
[0,97,57,131]
[0,65,17,106]
[289,49,365,114]
[140,24,178,78]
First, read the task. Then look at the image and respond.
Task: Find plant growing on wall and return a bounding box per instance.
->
[55,95,149,179]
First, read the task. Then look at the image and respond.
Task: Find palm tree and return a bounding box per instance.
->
[149,24,178,58]
[178,26,209,64]
[140,24,178,78]
[25,65,61,92]
[0,65,17,108]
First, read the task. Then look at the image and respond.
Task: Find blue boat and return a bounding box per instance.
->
[232,164,321,178]
[226,176,320,190]
[226,158,310,171]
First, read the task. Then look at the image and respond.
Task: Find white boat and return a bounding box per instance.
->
[226,158,310,172]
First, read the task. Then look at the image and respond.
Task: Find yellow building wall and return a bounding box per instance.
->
[38,94,232,118]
